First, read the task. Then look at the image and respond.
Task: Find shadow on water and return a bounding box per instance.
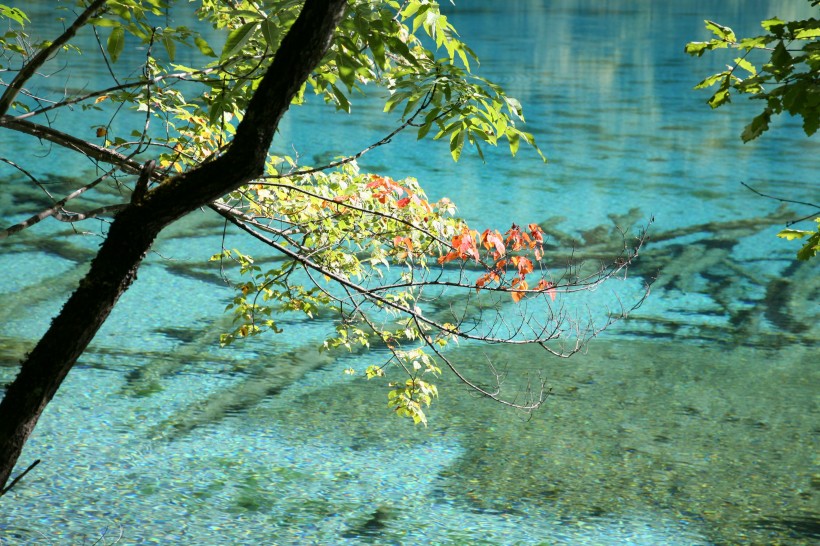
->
[751,513,820,542]
[254,337,816,546]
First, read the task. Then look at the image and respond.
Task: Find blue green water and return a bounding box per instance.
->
[1,1,818,544]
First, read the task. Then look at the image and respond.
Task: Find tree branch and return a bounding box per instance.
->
[0,115,144,176]
[216,204,648,352]
[0,0,109,116]
[0,0,350,490]
[0,169,123,239]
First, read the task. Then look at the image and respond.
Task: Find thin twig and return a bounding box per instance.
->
[741,181,820,210]
[0,116,144,175]
[0,157,56,202]
[0,459,40,497]
[0,170,122,238]
[0,0,109,116]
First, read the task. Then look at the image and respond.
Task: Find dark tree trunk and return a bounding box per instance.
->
[0,0,348,491]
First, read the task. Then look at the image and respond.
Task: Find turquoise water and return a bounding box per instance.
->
[1,1,818,544]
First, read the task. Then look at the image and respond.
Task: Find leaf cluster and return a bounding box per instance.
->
[212,158,580,424]
[777,217,820,260]
[685,4,820,141]
[686,2,820,262]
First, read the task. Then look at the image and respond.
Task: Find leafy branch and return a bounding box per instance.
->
[686,1,819,261]
[685,8,820,141]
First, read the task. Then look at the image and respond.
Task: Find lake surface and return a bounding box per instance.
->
[1,1,817,544]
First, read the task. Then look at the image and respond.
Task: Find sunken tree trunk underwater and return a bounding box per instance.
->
[0,0,348,492]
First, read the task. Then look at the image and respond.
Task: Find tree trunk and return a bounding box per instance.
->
[0,0,347,491]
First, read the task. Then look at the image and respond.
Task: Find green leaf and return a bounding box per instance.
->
[783,83,808,115]
[736,74,765,95]
[329,83,351,113]
[194,36,216,57]
[161,33,176,62]
[734,57,756,76]
[796,233,820,260]
[761,17,785,34]
[777,228,814,241]
[694,71,727,90]
[383,90,412,113]
[802,108,819,136]
[401,1,422,19]
[221,22,258,62]
[416,120,432,140]
[768,41,794,80]
[504,96,523,119]
[0,4,29,26]
[90,18,121,28]
[684,41,710,57]
[738,35,771,50]
[708,77,732,108]
[795,27,820,40]
[506,127,520,156]
[370,35,386,69]
[741,109,771,142]
[261,18,280,51]
[780,222,820,260]
[449,128,465,161]
[107,26,125,63]
[704,20,736,42]
[337,53,357,88]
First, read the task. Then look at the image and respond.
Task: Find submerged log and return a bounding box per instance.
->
[149,344,340,439]
[763,259,818,336]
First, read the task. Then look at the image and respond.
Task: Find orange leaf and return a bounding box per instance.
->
[396,197,411,208]
[475,270,501,292]
[528,223,544,244]
[511,256,534,276]
[505,224,534,251]
[453,229,480,261]
[96,127,107,137]
[366,175,386,188]
[480,229,506,258]
[511,278,528,303]
[393,235,413,252]
[438,250,458,264]
[475,272,490,292]
[536,279,557,301]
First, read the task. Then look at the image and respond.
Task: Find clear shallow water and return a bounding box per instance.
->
[1,1,818,545]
